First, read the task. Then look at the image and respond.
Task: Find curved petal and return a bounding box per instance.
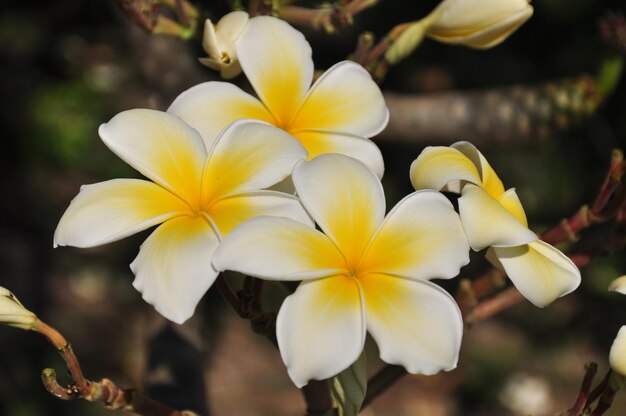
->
[54,179,189,248]
[360,273,462,374]
[293,130,385,178]
[497,188,528,227]
[202,120,307,202]
[99,109,206,205]
[289,61,389,138]
[208,190,313,236]
[452,141,505,198]
[459,185,536,250]
[292,154,386,266]
[131,216,219,324]
[212,216,346,281]
[609,276,626,295]
[361,190,469,280]
[493,240,581,307]
[168,82,274,150]
[410,146,482,192]
[237,16,313,126]
[610,326,626,376]
[276,276,365,387]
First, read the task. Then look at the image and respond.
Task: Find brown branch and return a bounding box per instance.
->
[568,362,598,416]
[362,365,406,409]
[34,319,194,416]
[278,0,379,34]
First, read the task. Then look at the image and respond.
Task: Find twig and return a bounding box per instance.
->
[33,319,195,415]
[278,0,379,34]
[568,362,598,416]
[361,365,406,409]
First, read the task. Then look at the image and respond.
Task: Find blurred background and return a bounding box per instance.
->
[1,0,626,415]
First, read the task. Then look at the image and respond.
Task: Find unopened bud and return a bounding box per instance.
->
[610,326,626,376]
[0,286,37,330]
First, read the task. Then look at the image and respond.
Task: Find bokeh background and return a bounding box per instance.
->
[2,0,626,415]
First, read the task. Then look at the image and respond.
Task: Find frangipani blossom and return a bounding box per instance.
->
[0,287,37,330]
[426,0,533,49]
[169,15,389,178]
[410,141,581,307]
[199,11,249,79]
[54,110,310,324]
[213,154,470,387]
[610,326,626,376]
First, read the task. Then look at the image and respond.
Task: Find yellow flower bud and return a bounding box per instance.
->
[199,11,249,79]
[425,0,533,49]
[0,286,37,330]
[610,326,626,376]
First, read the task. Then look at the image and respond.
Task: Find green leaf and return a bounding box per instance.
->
[331,351,367,416]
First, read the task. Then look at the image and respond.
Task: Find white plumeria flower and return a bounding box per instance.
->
[213,154,470,387]
[169,15,389,178]
[610,326,626,376]
[425,0,533,49]
[410,141,581,307]
[54,110,310,324]
[199,11,249,79]
[0,287,37,330]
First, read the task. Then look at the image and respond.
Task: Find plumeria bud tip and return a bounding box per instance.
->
[0,286,37,330]
[200,11,249,79]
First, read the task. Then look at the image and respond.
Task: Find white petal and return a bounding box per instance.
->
[361,190,469,280]
[214,11,249,53]
[360,273,463,374]
[459,184,537,250]
[208,190,313,236]
[289,61,389,138]
[54,179,189,248]
[131,216,219,324]
[610,326,626,376]
[236,16,313,126]
[292,130,385,178]
[410,145,482,192]
[493,240,581,307]
[609,276,626,295]
[276,276,365,387]
[213,216,345,281]
[292,154,386,266]
[98,109,207,205]
[202,120,307,202]
[168,82,274,150]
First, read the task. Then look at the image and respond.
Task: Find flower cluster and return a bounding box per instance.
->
[54,7,580,389]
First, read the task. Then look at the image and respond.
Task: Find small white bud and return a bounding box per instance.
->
[199,11,249,79]
[610,326,626,376]
[0,286,37,330]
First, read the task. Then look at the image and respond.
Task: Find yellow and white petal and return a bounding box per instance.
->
[610,326,626,376]
[609,276,626,295]
[497,188,528,227]
[208,190,313,236]
[292,154,386,266]
[131,215,219,324]
[236,16,313,127]
[289,61,389,138]
[293,130,385,178]
[493,240,581,307]
[361,190,469,280]
[202,120,307,203]
[54,179,189,248]
[98,109,207,206]
[459,184,536,250]
[410,146,482,192]
[360,273,463,374]
[452,141,505,198]
[168,82,274,150]
[276,276,365,388]
[213,216,346,281]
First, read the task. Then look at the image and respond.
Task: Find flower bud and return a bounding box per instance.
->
[0,286,37,330]
[610,326,626,376]
[199,11,249,79]
[425,0,533,49]
[609,275,626,295]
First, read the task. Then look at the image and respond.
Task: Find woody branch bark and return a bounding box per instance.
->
[34,318,195,416]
